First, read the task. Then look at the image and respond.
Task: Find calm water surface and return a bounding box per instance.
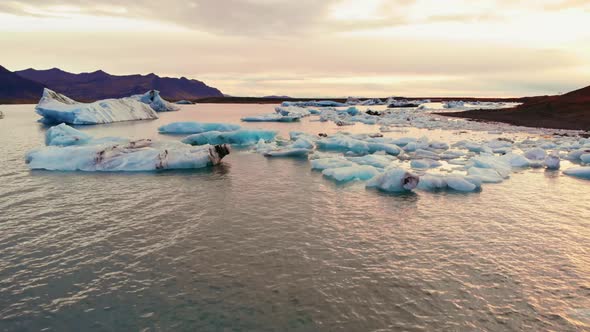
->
[0,104,589,331]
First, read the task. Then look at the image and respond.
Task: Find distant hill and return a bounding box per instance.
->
[14,67,223,101]
[0,65,45,103]
[440,84,590,131]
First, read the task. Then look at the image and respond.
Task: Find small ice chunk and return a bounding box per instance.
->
[445,176,477,192]
[524,147,546,161]
[182,129,277,146]
[311,158,355,170]
[241,114,300,122]
[563,167,590,179]
[366,168,419,192]
[467,167,504,183]
[581,154,590,164]
[347,154,395,168]
[544,154,560,170]
[411,159,442,169]
[322,165,380,182]
[45,123,92,146]
[264,148,310,158]
[158,122,241,134]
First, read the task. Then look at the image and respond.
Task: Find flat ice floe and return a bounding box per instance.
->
[27,124,230,171]
[35,89,159,125]
[182,129,278,146]
[158,122,241,135]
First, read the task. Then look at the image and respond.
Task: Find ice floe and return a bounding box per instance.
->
[241,114,301,122]
[182,129,277,146]
[563,167,590,179]
[27,124,230,171]
[366,168,419,192]
[158,122,240,135]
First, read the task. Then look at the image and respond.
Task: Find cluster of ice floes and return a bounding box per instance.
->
[27,124,230,171]
[158,122,240,134]
[241,106,314,122]
[35,88,179,125]
[243,129,590,193]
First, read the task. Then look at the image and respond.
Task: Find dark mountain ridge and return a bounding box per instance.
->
[14,67,223,101]
[0,65,45,103]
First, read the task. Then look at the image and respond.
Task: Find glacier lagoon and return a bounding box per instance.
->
[1,103,589,331]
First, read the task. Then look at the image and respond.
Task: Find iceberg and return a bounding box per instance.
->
[524,148,546,161]
[544,154,560,170]
[26,139,230,172]
[467,167,504,183]
[274,106,311,118]
[45,123,92,146]
[158,122,241,135]
[347,154,395,169]
[366,168,419,192]
[175,100,193,105]
[563,167,590,179]
[182,129,277,146]
[241,114,300,122]
[132,90,179,112]
[322,165,381,182]
[310,158,355,170]
[417,174,481,192]
[411,159,442,169]
[264,148,311,158]
[35,89,159,125]
[443,101,465,109]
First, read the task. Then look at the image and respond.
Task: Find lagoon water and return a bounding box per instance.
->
[1,104,589,331]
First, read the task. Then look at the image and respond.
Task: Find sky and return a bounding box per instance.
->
[1,0,589,97]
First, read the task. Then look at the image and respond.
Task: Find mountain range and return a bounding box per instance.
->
[0,65,223,103]
[0,65,45,103]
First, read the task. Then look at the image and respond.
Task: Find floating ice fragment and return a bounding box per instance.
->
[132,90,179,112]
[26,140,230,171]
[524,148,546,161]
[563,167,590,179]
[366,168,419,192]
[411,159,442,169]
[544,154,560,170]
[241,114,300,122]
[264,148,311,158]
[158,122,241,134]
[322,165,381,182]
[45,123,92,146]
[182,129,277,146]
[311,158,355,170]
[581,154,590,164]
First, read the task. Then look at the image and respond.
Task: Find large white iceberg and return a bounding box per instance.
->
[35,89,159,125]
[132,90,179,112]
[182,129,277,146]
[158,122,241,135]
[27,125,230,172]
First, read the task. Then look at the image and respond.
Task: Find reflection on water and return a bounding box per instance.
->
[0,104,589,331]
